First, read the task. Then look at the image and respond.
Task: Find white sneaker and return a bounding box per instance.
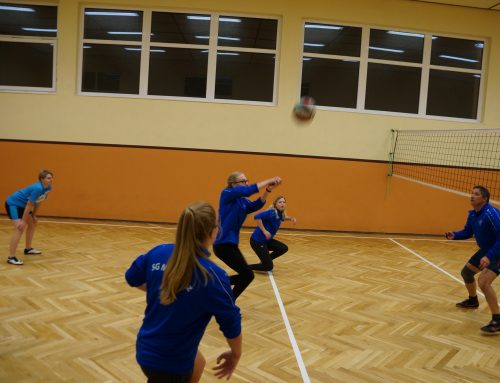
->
[7,256,24,265]
[24,248,42,255]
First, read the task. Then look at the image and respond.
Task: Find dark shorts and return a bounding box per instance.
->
[140,366,192,383]
[468,249,500,275]
[5,202,25,220]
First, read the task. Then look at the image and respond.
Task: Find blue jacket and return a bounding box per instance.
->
[251,209,284,243]
[214,184,265,245]
[453,203,500,263]
[125,244,241,374]
[7,181,52,207]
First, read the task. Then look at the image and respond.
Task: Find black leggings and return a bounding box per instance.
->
[249,238,288,272]
[213,243,254,299]
[140,366,192,383]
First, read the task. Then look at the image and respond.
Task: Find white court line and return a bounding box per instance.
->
[389,238,485,298]
[0,218,474,243]
[268,271,310,383]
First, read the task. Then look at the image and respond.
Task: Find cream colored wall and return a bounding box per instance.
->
[0,0,499,161]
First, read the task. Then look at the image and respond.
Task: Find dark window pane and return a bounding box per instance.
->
[84,8,143,41]
[304,23,361,56]
[148,48,208,98]
[431,36,483,70]
[0,2,57,37]
[369,29,423,63]
[301,58,358,108]
[218,16,277,49]
[0,41,53,87]
[151,12,210,44]
[215,51,274,101]
[365,63,421,114]
[427,70,480,119]
[82,44,140,94]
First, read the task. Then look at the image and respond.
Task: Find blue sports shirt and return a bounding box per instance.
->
[7,181,52,208]
[214,184,265,245]
[125,244,241,374]
[453,203,500,264]
[251,208,284,243]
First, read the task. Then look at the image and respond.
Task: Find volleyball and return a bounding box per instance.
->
[293,96,316,121]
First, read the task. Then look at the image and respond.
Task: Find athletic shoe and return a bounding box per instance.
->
[455,297,479,308]
[7,256,24,265]
[480,320,500,333]
[24,248,42,255]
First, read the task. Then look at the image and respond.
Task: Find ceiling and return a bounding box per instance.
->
[409,0,500,11]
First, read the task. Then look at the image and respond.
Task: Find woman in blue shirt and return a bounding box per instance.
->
[125,202,242,382]
[213,171,281,299]
[5,170,53,265]
[249,195,296,272]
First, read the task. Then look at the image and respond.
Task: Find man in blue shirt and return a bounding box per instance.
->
[5,170,54,265]
[446,185,500,333]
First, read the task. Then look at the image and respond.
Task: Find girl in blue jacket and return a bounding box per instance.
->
[126,202,242,382]
[249,195,296,272]
[213,171,281,299]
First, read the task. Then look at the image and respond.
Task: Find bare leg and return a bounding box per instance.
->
[25,216,37,249]
[191,350,206,383]
[9,220,24,257]
[478,269,500,315]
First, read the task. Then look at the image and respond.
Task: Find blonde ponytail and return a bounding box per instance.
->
[160,202,216,305]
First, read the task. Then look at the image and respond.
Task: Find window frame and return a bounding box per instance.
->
[299,20,486,123]
[0,1,58,93]
[78,6,280,106]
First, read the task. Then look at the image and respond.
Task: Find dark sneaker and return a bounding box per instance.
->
[481,320,500,333]
[456,298,479,308]
[7,256,24,265]
[24,248,42,255]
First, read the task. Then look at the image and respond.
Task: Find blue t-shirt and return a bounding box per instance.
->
[214,184,265,245]
[7,181,52,208]
[453,203,500,263]
[125,244,241,374]
[251,209,284,243]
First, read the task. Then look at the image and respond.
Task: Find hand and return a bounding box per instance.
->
[16,221,26,231]
[479,256,490,270]
[264,230,272,240]
[269,176,282,188]
[290,217,297,224]
[213,350,240,380]
[445,231,454,240]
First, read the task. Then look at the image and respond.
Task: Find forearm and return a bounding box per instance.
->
[22,202,35,222]
[226,334,242,358]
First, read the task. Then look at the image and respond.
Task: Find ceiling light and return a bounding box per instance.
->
[187,15,210,20]
[22,28,57,32]
[439,54,478,63]
[304,43,325,47]
[218,36,240,41]
[305,24,342,30]
[85,11,139,16]
[220,17,241,23]
[369,46,404,53]
[108,31,142,35]
[0,5,35,12]
[387,31,424,38]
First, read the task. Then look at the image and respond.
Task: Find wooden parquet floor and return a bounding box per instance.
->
[1,218,499,382]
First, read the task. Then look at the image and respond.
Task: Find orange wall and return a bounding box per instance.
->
[0,140,472,235]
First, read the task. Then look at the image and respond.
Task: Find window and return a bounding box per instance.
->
[300,22,485,121]
[80,8,279,104]
[0,2,57,92]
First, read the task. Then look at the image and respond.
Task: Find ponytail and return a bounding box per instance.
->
[160,203,215,305]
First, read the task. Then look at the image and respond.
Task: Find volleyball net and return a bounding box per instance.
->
[388,128,500,204]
